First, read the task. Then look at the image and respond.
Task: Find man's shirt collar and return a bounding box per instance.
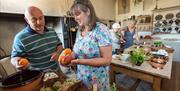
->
[26,25,49,34]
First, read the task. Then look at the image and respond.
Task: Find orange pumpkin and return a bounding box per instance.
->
[58,48,73,65]
[58,55,65,61]
[63,48,72,55]
[59,55,71,65]
[19,58,29,66]
[60,59,70,65]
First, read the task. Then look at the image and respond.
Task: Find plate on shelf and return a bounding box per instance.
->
[155,15,163,20]
[165,13,174,19]
[176,28,180,33]
[154,28,161,33]
[162,28,166,32]
[174,27,179,31]
[162,20,167,25]
[155,21,162,27]
[168,19,173,25]
[175,19,180,26]
[176,12,180,18]
[167,27,172,32]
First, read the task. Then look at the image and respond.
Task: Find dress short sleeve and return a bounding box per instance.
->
[95,23,112,47]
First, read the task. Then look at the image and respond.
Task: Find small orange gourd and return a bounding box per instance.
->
[19,58,29,66]
[58,48,72,65]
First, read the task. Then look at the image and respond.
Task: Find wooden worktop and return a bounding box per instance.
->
[111,52,173,79]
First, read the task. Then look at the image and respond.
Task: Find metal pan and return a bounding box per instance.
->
[0,69,43,91]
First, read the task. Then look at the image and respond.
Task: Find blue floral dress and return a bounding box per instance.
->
[73,22,112,91]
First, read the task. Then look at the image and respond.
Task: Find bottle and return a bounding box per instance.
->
[93,77,98,91]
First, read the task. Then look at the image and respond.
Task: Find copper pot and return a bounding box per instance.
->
[149,55,167,69]
[0,70,42,91]
[149,61,165,69]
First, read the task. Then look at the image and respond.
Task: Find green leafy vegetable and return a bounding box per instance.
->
[130,48,147,65]
[154,41,163,47]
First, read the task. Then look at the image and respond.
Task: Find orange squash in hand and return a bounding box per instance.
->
[58,55,65,61]
[19,58,29,66]
[63,48,72,55]
[59,55,72,65]
[58,48,73,65]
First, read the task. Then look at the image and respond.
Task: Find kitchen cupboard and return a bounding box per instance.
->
[0,0,116,20]
[152,6,180,34]
[0,0,67,16]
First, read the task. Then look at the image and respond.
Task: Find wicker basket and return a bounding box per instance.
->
[34,71,82,91]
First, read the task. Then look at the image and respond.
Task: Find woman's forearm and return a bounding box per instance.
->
[78,57,111,67]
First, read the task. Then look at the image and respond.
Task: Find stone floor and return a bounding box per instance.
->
[115,61,180,91]
[115,73,152,91]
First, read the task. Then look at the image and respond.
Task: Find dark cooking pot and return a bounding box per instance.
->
[0,70,43,91]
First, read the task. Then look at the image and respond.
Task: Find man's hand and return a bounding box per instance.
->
[11,57,29,70]
[18,58,30,70]
[50,52,59,61]
[17,63,29,70]
[51,45,63,61]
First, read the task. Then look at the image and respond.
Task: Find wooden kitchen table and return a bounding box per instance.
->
[110,53,173,91]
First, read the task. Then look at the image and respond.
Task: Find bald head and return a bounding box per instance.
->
[24,6,45,33]
[24,6,43,19]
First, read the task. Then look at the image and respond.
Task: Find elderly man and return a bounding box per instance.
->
[11,6,63,72]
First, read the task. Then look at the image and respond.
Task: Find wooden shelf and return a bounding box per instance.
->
[137,23,152,25]
[152,5,180,13]
[137,15,153,31]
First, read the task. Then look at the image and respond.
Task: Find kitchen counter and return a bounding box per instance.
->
[110,46,173,91]
[152,34,180,62]
[111,53,173,79]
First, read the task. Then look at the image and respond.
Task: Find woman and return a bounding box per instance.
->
[110,22,125,54]
[110,22,121,54]
[121,19,139,49]
[67,0,112,90]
